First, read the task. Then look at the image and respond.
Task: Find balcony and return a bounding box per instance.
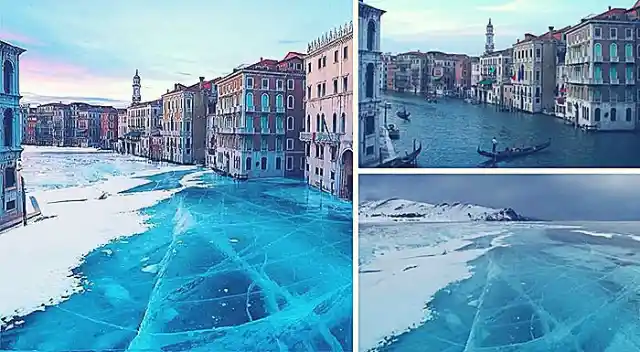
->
[272,127,285,135]
[299,132,312,141]
[261,107,271,113]
[217,126,235,134]
[610,78,620,85]
[297,131,342,144]
[208,148,216,155]
[275,106,285,113]
[246,105,255,112]
[611,56,620,63]
[626,76,635,84]
[594,55,604,63]
[593,77,604,84]
[626,56,635,63]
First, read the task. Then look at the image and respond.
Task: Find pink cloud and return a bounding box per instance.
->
[0,30,41,46]
[20,56,89,78]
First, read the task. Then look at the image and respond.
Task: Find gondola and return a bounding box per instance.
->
[477,140,551,162]
[377,141,422,168]
[396,110,411,120]
[387,124,400,140]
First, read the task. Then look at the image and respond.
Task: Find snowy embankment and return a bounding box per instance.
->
[358,198,534,351]
[0,166,197,325]
[359,198,536,224]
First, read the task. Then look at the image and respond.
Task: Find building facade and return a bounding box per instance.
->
[478,48,513,105]
[359,1,385,167]
[124,100,162,157]
[394,51,427,94]
[213,53,305,178]
[301,21,353,199]
[0,40,26,229]
[565,7,638,130]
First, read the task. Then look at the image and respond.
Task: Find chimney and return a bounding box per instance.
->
[174,83,179,91]
[166,89,169,93]
[609,6,612,10]
[199,76,204,89]
[548,26,554,32]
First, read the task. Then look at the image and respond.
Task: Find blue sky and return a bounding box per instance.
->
[0,0,352,107]
[367,0,638,55]
[360,174,640,221]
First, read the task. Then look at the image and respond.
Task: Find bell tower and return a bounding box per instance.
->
[132,69,141,104]
[485,18,495,55]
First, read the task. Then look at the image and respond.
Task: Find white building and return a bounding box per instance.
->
[0,40,26,230]
[125,100,162,157]
[358,0,385,167]
[302,21,353,200]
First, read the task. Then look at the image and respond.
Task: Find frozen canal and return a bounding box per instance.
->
[1,147,353,351]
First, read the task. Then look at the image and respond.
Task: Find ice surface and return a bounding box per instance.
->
[1,148,352,351]
[360,220,640,351]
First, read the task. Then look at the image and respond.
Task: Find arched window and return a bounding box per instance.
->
[260,157,267,170]
[367,20,376,51]
[245,157,252,170]
[341,113,346,133]
[287,116,294,130]
[332,113,337,133]
[611,108,617,121]
[275,94,283,108]
[594,43,602,57]
[261,93,269,110]
[610,43,618,58]
[246,92,254,107]
[627,108,632,121]
[320,113,326,132]
[626,43,633,58]
[3,61,13,94]
[287,95,294,109]
[365,63,374,98]
[316,114,321,131]
[3,109,12,147]
[306,114,310,132]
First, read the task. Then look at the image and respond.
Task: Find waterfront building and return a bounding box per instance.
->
[301,21,353,199]
[453,55,472,97]
[205,78,220,168]
[213,53,305,178]
[511,27,566,114]
[565,6,638,130]
[470,58,481,98]
[478,48,513,105]
[381,53,395,91]
[555,35,569,118]
[393,51,427,94]
[161,78,212,165]
[359,0,386,167]
[427,51,458,95]
[20,105,37,145]
[116,108,127,153]
[0,40,26,230]
[124,100,162,157]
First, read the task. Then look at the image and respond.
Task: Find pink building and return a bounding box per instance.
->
[453,55,472,96]
[300,22,353,200]
[213,52,306,179]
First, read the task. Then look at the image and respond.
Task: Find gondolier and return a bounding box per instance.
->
[491,137,498,153]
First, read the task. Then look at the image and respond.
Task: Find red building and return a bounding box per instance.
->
[453,55,472,96]
[99,107,118,149]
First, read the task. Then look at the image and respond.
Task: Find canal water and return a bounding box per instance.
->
[382,92,640,168]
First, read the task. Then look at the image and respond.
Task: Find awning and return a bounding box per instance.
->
[478,79,494,85]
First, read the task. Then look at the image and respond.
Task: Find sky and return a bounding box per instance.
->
[366,0,639,55]
[0,0,352,108]
[359,174,640,221]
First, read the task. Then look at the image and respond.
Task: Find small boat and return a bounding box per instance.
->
[378,140,422,168]
[477,140,551,162]
[397,106,411,120]
[387,124,400,140]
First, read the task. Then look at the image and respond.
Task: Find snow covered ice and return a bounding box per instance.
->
[0,147,353,351]
[359,199,640,352]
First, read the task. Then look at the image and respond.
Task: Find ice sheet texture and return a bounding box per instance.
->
[360,220,640,352]
[1,148,353,351]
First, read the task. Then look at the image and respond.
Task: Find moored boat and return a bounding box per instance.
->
[387,124,400,140]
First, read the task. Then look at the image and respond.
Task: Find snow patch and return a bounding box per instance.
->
[0,171,185,323]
